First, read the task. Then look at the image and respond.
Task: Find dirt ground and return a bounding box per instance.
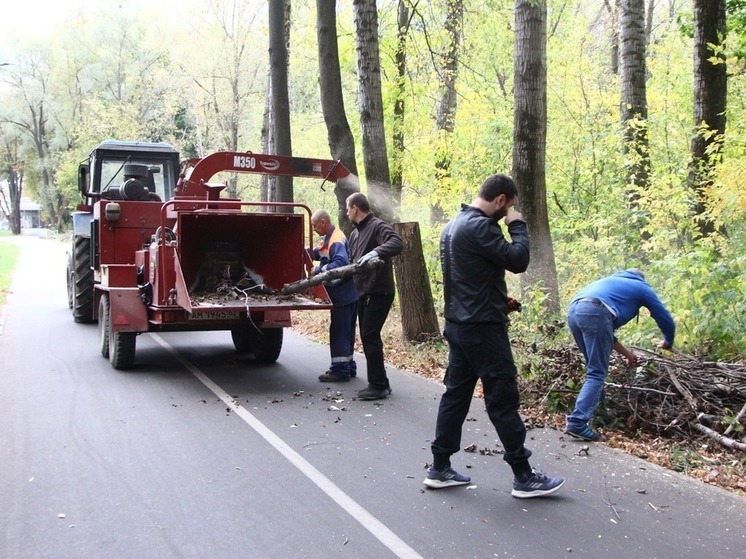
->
[291,308,746,497]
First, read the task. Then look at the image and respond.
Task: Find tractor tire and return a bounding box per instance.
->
[66,252,74,309]
[231,325,253,354]
[249,327,283,364]
[99,294,110,358]
[71,236,95,323]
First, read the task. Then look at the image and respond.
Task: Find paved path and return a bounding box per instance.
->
[1,235,744,559]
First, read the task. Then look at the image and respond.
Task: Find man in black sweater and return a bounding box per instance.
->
[345,193,403,401]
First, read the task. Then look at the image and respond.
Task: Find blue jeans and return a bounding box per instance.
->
[566,300,615,428]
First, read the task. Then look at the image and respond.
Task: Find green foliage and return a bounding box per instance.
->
[2,0,746,358]
[0,238,19,306]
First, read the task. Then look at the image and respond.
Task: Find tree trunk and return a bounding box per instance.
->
[353,0,393,222]
[269,0,293,208]
[512,0,560,314]
[316,0,361,234]
[431,0,463,226]
[260,77,275,202]
[619,0,650,199]
[688,0,727,238]
[392,222,440,341]
[603,0,619,74]
[390,0,410,221]
[0,133,24,235]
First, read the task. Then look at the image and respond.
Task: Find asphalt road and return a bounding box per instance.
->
[1,235,744,559]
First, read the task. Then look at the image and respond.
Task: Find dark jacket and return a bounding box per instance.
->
[441,204,529,323]
[348,213,403,297]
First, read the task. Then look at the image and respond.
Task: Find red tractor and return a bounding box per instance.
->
[67,140,352,369]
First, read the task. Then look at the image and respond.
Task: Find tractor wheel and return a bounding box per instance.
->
[231,325,253,353]
[249,327,283,364]
[66,252,74,309]
[98,294,110,358]
[71,236,94,323]
[110,330,137,370]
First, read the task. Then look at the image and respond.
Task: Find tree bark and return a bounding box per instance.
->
[390,0,410,221]
[512,0,560,314]
[269,0,293,207]
[392,222,440,341]
[431,0,463,226]
[0,132,23,235]
[353,0,393,222]
[619,0,650,198]
[688,0,727,238]
[316,0,361,234]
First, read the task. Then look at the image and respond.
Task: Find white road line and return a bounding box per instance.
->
[149,333,424,559]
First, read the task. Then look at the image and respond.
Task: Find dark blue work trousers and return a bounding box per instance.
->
[431,320,532,476]
[329,300,358,377]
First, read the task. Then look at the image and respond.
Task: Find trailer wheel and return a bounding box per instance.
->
[110,330,137,370]
[231,325,253,354]
[71,236,95,323]
[249,327,283,364]
[99,294,110,358]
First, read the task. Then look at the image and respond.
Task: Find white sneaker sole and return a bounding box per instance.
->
[423,478,471,489]
[511,479,565,499]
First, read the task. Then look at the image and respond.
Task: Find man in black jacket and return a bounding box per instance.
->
[346,193,403,401]
[424,174,564,499]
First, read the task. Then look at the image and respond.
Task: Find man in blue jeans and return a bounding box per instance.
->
[566,269,675,441]
[425,174,564,499]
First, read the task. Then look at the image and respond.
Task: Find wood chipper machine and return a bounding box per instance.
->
[67,140,353,369]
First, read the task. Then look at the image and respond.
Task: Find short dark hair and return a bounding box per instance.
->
[346,192,370,213]
[478,174,518,202]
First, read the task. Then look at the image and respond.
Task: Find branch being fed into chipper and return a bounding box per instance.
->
[280,257,384,295]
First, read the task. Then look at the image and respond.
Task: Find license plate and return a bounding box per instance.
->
[188,311,240,321]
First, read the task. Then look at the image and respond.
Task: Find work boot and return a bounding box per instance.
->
[318,370,350,382]
[357,385,390,400]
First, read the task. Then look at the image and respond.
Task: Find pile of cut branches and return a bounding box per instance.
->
[522,341,746,452]
[603,349,746,451]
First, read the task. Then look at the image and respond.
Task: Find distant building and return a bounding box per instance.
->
[0,195,42,230]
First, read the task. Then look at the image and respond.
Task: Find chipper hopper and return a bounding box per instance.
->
[67,141,353,369]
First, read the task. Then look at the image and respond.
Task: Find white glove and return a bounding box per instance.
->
[358,250,379,265]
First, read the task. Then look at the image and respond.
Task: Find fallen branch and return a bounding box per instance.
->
[667,367,699,412]
[692,423,746,451]
[280,258,383,295]
[724,401,746,436]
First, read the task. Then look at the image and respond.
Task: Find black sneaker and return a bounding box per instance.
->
[423,466,471,489]
[357,385,389,400]
[318,371,350,382]
[565,424,603,442]
[511,470,565,499]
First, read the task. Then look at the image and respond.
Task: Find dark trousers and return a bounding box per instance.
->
[431,321,532,476]
[357,293,394,388]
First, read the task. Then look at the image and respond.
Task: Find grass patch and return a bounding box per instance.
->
[0,235,20,306]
